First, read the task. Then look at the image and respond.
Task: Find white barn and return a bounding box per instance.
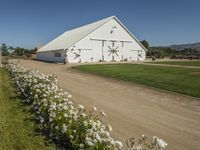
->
[36,16,147,63]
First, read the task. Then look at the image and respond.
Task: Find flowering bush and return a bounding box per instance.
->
[6,64,123,150]
[126,135,167,150]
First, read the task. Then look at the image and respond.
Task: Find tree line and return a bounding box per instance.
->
[0,43,36,57]
[1,41,200,58]
[140,40,200,58]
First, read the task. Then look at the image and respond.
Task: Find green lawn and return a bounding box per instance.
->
[0,68,55,150]
[73,64,200,98]
[147,61,200,66]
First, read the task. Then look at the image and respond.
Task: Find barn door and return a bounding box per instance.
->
[73,49,81,63]
[105,41,120,62]
[67,49,80,63]
[67,48,93,63]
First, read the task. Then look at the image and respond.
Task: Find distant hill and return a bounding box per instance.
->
[153,42,200,51]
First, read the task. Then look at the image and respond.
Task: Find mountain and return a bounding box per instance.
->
[153,42,200,51]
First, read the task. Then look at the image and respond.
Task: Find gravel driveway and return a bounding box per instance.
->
[16,60,200,150]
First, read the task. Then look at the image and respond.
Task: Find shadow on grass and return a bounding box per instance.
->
[16,98,73,149]
[9,93,59,148]
[6,72,73,149]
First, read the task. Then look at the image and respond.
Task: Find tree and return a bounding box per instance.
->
[140,40,151,56]
[140,40,149,50]
[0,43,9,56]
[9,46,14,53]
[14,47,33,56]
[14,47,25,56]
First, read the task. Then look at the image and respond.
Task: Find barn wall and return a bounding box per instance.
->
[36,50,66,63]
[67,18,146,63]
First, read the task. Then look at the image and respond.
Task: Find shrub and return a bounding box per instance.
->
[6,64,122,150]
[126,135,167,150]
[2,57,9,65]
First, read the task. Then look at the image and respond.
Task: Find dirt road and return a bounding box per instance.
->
[16,60,200,150]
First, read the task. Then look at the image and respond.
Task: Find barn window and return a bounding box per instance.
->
[55,53,61,57]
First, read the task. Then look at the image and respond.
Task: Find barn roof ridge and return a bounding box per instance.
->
[37,16,114,52]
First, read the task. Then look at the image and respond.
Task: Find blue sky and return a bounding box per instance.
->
[0,0,199,49]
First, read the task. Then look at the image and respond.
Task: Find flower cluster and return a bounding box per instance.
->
[126,135,167,150]
[6,64,122,150]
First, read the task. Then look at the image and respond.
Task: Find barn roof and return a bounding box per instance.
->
[37,16,147,52]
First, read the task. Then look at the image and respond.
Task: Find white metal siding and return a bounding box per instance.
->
[36,50,66,63]
[66,18,146,63]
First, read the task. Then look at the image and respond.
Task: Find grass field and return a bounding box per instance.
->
[147,61,200,66]
[73,64,200,98]
[0,68,55,150]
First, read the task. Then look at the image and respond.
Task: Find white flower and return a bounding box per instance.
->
[36,89,40,93]
[62,124,67,133]
[142,134,145,138]
[78,104,85,110]
[92,106,97,111]
[63,105,68,110]
[153,136,167,150]
[84,121,88,127]
[55,126,59,130]
[87,141,94,146]
[81,113,86,117]
[93,139,97,144]
[67,93,72,98]
[34,94,38,99]
[70,135,73,139]
[79,143,84,148]
[157,138,167,149]
[49,117,53,122]
[40,117,44,123]
[51,104,56,110]
[68,101,73,105]
[64,113,68,117]
[73,115,78,120]
[106,124,112,132]
[21,88,24,92]
[54,95,59,99]
[142,134,147,140]
[115,141,123,149]
[153,136,158,143]
[95,133,101,142]
[100,110,107,117]
[134,145,142,150]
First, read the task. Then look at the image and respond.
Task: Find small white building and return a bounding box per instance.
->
[36,16,147,63]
